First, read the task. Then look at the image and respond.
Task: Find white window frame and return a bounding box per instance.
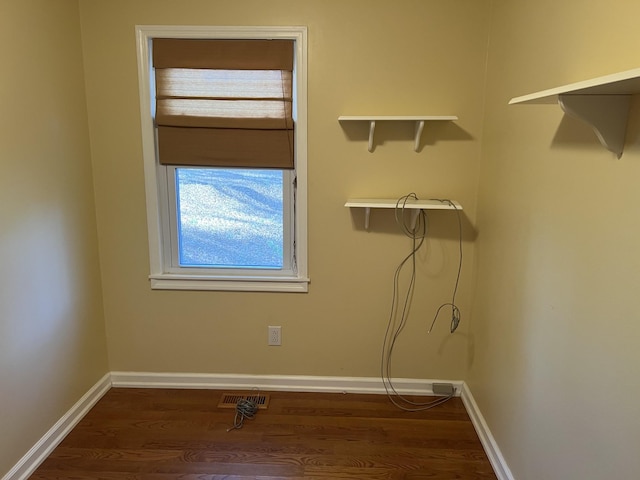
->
[135,25,308,292]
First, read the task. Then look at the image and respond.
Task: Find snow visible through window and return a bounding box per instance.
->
[175,168,284,269]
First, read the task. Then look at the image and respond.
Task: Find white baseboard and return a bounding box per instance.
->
[4,372,513,480]
[460,382,515,480]
[2,372,112,480]
[110,371,464,396]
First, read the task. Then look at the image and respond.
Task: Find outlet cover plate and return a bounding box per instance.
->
[268,326,282,346]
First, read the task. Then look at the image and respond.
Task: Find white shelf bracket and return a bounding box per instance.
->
[364,207,371,230]
[338,116,457,152]
[410,209,420,229]
[368,121,376,152]
[558,94,631,159]
[414,120,425,152]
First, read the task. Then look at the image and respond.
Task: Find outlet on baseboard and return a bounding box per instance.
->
[268,326,282,346]
[432,383,455,396]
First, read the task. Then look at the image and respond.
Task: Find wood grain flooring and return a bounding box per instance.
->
[31,388,497,479]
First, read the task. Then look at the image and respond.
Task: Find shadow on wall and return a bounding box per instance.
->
[551,114,605,152]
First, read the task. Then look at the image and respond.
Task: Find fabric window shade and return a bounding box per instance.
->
[153,39,294,169]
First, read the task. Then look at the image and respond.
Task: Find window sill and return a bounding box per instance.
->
[149,274,310,292]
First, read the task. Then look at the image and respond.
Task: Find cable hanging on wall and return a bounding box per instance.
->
[428,198,463,334]
[380,193,463,411]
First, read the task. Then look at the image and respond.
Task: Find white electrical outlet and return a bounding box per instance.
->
[268,326,282,346]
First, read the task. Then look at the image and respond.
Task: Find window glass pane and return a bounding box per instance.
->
[175,168,284,268]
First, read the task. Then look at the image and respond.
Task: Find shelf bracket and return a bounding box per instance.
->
[364,207,371,229]
[339,116,457,152]
[414,120,425,152]
[558,94,631,159]
[361,207,419,231]
[367,121,376,152]
[409,209,420,230]
[368,119,425,152]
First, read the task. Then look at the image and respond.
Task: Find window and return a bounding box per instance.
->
[136,26,308,292]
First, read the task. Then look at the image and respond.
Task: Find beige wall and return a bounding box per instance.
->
[0,0,109,474]
[78,0,490,378]
[471,0,640,478]
[7,1,639,478]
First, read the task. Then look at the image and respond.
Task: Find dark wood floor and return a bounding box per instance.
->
[31,388,497,479]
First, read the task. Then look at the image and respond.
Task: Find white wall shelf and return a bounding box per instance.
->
[509,67,640,158]
[345,198,462,230]
[338,115,458,152]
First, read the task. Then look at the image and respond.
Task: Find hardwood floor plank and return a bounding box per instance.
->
[32,388,496,479]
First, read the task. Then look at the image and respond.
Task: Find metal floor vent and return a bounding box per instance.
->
[217,392,270,410]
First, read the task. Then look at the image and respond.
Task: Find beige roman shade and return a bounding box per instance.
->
[153,38,295,169]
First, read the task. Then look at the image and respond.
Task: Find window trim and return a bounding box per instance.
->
[135,25,308,292]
